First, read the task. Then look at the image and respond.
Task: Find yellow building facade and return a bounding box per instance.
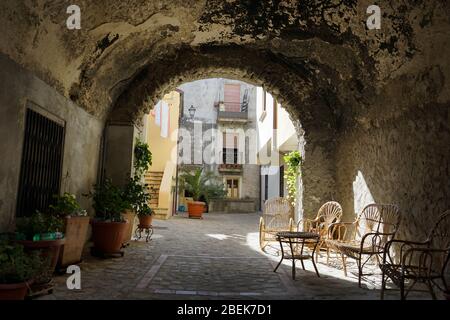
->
[144,90,181,219]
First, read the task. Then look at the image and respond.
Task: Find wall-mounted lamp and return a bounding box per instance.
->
[188,105,196,119]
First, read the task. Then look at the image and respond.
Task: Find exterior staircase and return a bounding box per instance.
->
[144,171,169,220]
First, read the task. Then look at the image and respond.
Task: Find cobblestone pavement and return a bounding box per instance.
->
[40,213,434,300]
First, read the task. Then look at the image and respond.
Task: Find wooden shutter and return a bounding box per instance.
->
[224,84,241,112]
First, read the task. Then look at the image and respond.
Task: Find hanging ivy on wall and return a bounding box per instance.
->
[283,150,303,206]
[134,139,152,179]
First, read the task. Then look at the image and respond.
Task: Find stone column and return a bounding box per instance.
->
[299,126,338,221]
[102,122,138,186]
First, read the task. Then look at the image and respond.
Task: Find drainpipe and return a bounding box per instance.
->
[173,89,184,216]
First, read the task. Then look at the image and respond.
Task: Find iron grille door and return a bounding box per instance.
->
[16,108,65,217]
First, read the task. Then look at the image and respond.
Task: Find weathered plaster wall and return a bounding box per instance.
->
[0,0,449,240]
[0,53,103,232]
[102,123,137,187]
[336,105,450,240]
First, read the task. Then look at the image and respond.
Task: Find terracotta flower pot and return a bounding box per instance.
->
[15,239,64,292]
[0,280,34,300]
[121,210,136,243]
[187,201,206,219]
[138,215,153,228]
[16,239,65,277]
[90,220,128,254]
[58,216,90,268]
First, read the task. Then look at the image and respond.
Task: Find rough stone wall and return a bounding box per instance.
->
[0,53,103,232]
[336,105,450,240]
[0,0,449,239]
[301,128,338,220]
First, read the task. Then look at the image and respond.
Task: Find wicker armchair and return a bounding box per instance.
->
[326,204,401,287]
[297,201,343,262]
[380,210,450,300]
[259,197,294,251]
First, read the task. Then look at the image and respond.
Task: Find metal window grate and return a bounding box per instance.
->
[16,108,65,217]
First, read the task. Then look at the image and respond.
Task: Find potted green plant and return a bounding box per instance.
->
[14,211,64,292]
[86,179,129,256]
[49,193,89,268]
[178,168,226,219]
[0,241,43,300]
[137,204,154,228]
[123,176,153,230]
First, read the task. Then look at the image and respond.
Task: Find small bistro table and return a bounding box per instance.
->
[273,231,321,280]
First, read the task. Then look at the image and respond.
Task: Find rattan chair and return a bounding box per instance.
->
[380,210,450,300]
[259,197,294,251]
[297,201,343,261]
[326,203,401,287]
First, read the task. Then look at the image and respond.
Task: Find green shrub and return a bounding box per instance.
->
[123,176,153,217]
[49,192,87,217]
[0,241,44,284]
[134,139,152,178]
[86,179,128,222]
[15,211,64,241]
[283,150,303,206]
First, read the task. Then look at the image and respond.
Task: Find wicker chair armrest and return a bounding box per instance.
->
[382,239,430,266]
[328,222,355,240]
[360,231,396,253]
[401,247,450,278]
[296,218,316,231]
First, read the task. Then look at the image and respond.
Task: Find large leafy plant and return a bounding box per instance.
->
[0,241,43,284]
[49,192,87,217]
[178,168,226,203]
[283,150,303,206]
[87,179,128,222]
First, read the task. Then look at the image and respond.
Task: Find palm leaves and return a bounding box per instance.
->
[178,168,226,202]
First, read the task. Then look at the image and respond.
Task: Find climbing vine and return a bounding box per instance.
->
[283,151,303,206]
[133,139,152,179]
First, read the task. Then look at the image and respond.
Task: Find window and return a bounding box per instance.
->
[226,178,240,198]
[223,148,238,164]
[223,132,238,164]
[262,89,267,112]
[16,107,65,217]
[279,165,284,197]
[224,84,241,112]
[264,175,269,201]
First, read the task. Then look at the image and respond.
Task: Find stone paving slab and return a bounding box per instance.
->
[39,213,437,300]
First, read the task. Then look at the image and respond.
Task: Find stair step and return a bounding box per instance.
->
[146,172,164,177]
[153,208,169,220]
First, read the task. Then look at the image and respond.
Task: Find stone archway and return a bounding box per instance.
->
[102,45,347,222]
[0,0,449,242]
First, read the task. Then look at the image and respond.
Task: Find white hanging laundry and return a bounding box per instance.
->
[160,101,170,138]
[154,101,161,127]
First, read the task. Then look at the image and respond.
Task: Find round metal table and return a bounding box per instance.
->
[273,231,321,280]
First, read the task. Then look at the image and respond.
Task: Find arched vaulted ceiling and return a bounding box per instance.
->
[1,0,449,131]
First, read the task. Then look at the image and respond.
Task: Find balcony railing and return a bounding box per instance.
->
[218,163,243,173]
[216,102,248,122]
